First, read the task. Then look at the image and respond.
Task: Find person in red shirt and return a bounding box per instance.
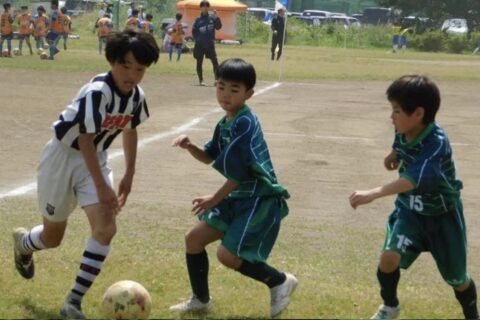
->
[17,5,33,55]
[0,2,15,56]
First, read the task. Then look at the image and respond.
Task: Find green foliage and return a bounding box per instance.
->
[409,31,445,52]
[445,35,469,54]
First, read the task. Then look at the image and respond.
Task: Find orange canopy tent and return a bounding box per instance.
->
[176,0,247,41]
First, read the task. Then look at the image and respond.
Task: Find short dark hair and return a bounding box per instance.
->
[131,8,139,16]
[106,30,160,66]
[175,12,183,21]
[200,0,210,8]
[60,6,67,13]
[146,13,153,20]
[216,58,256,90]
[37,5,45,12]
[386,75,440,124]
[51,0,59,7]
[3,3,11,10]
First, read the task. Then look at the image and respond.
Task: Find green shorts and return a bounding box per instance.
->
[199,196,288,263]
[383,201,469,287]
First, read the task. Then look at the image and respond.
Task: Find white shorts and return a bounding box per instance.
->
[37,138,113,222]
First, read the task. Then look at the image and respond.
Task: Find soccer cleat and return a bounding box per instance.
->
[370,304,400,319]
[60,299,85,319]
[169,296,213,313]
[199,81,206,86]
[13,228,34,279]
[270,273,298,317]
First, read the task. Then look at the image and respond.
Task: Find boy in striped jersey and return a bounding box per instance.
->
[12,30,159,319]
[170,58,297,318]
[350,75,478,320]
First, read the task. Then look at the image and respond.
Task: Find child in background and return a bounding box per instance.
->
[0,3,15,57]
[60,7,71,50]
[96,13,113,54]
[140,13,154,34]
[17,5,33,55]
[33,5,49,50]
[169,12,185,62]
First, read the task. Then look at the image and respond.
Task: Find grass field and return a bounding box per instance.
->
[0,21,480,319]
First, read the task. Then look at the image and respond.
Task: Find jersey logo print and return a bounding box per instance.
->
[102,114,132,130]
[46,203,55,215]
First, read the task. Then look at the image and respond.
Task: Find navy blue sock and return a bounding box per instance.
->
[237,260,286,288]
[454,280,479,319]
[186,251,210,303]
[377,267,400,307]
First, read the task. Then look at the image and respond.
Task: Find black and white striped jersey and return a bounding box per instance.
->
[53,72,149,151]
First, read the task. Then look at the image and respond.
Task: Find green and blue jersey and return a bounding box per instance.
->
[204,105,289,200]
[393,122,463,216]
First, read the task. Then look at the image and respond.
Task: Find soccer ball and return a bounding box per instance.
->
[2,49,9,57]
[101,280,152,319]
[39,52,49,60]
[43,42,50,49]
[13,48,20,56]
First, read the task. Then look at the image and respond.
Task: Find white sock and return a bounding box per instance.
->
[68,238,110,304]
[21,225,47,253]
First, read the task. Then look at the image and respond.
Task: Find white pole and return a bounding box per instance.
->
[278,12,287,82]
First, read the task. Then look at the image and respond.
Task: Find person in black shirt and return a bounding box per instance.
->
[270,7,285,61]
[192,0,222,86]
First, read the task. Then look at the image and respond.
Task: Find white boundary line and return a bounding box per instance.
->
[0,82,282,200]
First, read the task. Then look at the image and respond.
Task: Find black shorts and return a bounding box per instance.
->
[193,44,217,60]
[1,33,13,40]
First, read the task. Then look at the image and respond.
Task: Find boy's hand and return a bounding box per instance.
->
[349,190,377,209]
[192,195,218,216]
[97,184,120,215]
[384,150,398,170]
[172,134,191,149]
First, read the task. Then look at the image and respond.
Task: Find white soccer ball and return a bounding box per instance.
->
[101,280,152,319]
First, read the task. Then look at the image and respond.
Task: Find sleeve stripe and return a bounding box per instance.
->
[417,138,443,186]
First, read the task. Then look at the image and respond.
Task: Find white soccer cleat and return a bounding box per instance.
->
[60,299,85,319]
[270,273,298,317]
[169,296,213,313]
[13,227,35,279]
[370,304,400,319]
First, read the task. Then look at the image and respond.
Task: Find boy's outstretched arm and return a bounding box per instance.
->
[349,178,414,209]
[192,179,239,215]
[118,127,137,208]
[172,134,213,164]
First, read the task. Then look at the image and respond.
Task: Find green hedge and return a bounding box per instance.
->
[237,15,480,54]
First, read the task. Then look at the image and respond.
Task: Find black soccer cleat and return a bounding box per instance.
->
[13,228,35,279]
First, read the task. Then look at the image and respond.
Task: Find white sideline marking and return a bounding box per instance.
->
[0,82,282,200]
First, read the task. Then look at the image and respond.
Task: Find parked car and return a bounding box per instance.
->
[325,16,361,27]
[361,7,394,25]
[441,18,468,35]
[294,16,324,27]
[247,7,274,25]
[302,10,331,18]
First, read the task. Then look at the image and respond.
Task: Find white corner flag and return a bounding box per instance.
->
[275,0,289,11]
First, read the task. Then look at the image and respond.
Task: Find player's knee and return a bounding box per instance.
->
[92,223,117,245]
[379,250,401,273]
[216,246,241,270]
[185,230,202,252]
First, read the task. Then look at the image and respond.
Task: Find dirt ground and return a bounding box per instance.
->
[1,70,479,316]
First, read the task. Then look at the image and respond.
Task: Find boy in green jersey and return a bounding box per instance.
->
[170,58,297,317]
[350,75,478,320]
